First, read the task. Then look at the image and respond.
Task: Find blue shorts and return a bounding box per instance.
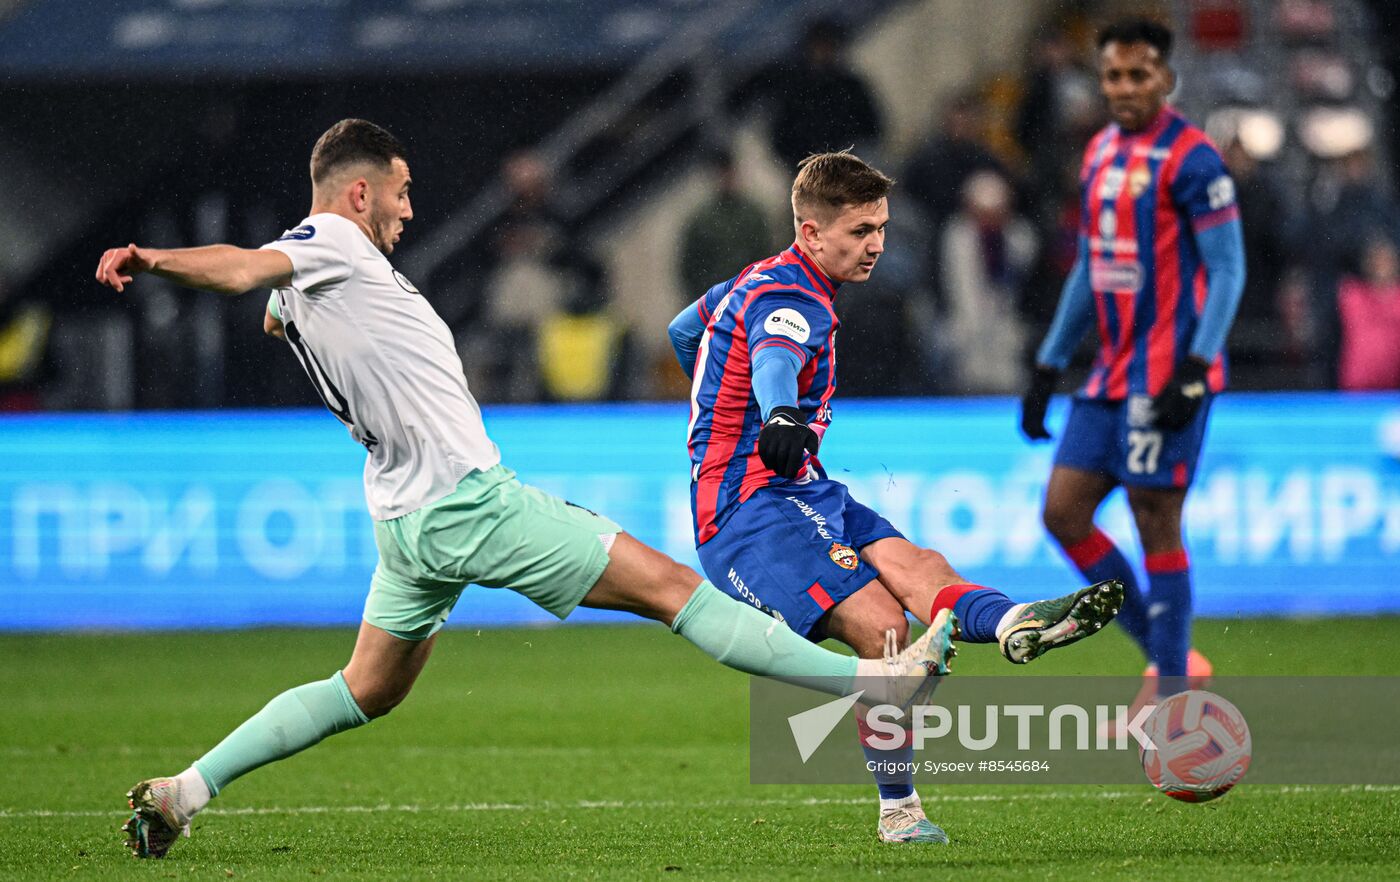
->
[1054,395,1213,489]
[696,480,904,640]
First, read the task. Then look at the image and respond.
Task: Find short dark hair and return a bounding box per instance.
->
[791,150,893,223]
[1097,18,1173,60]
[309,118,407,186]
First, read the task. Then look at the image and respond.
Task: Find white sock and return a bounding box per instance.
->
[855,658,885,680]
[995,603,1029,639]
[880,789,921,812]
[174,766,212,819]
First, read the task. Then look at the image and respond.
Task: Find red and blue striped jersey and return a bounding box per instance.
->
[1079,107,1239,399]
[687,245,839,545]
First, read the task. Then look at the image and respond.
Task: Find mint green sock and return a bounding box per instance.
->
[670,581,858,693]
[193,670,369,796]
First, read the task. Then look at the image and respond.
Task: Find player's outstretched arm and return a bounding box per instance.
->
[96,244,293,296]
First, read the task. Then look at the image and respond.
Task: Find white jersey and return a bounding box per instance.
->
[262,213,500,520]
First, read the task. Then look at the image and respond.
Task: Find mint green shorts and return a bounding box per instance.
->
[364,465,621,640]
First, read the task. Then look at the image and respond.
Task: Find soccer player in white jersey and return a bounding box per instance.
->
[95,119,956,859]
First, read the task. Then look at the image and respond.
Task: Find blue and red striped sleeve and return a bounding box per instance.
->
[743,292,833,419]
[668,277,739,378]
[695,276,736,324]
[1170,143,1239,233]
[744,292,833,366]
[1171,142,1246,361]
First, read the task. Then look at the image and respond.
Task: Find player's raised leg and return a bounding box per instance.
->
[124,621,434,858]
[578,532,953,704]
[822,586,948,844]
[860,537,1123,663]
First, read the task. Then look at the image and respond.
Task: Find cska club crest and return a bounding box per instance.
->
[828,543,859,571]
[1128,167,1152,198]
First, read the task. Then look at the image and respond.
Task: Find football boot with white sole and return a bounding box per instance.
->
[998,580,1124,664]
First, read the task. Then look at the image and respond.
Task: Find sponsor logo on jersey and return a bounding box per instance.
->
[728,567,785,622]
[765,308,811,344]
[1128,167,1152,198]
[828,543,858,571]
[1127,394,1156,429]
[1098,208,1117,238]
[1098,166,1125,200]
[392,269,420,295]
[1207,175,1236,210]
[277,224,316,241]
[1090,258,1145,292]
[785,496,832,540]
[1089,236,1140,255]
[746,272,774,283]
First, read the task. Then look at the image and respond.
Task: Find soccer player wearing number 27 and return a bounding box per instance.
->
[1020,20,1247,712]
[669,151,1124,845]
[94,119,955,860]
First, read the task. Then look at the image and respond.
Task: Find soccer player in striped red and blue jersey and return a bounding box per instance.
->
[99,122,966,861]
[1020,19,1246,706]
[671,152,1123,844]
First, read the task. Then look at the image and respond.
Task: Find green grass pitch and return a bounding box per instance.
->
[2,617,1399,881]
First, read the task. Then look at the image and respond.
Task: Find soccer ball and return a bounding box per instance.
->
[1140,690,1251,802]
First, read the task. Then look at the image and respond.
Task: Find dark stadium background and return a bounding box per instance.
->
[2,0,1395,410]
[3,0,1397,626]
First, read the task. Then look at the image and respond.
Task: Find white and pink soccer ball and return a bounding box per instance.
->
[1140,690,1251,802]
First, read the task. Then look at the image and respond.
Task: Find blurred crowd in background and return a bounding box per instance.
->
[1,0,1398,412]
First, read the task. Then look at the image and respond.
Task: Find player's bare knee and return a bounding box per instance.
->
[352,683,410,719]
[881,612,910,649]
[359,697,395,720]
[630,557,703,625]
[647,558,701,605]
[668,560,703,595]
[873,546,944,586]
[843,615,906,658]
[343,663,415,719]
[862,596,911,654]
[886,547,959,592]
[915,547,956,583]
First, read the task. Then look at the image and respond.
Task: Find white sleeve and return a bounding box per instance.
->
[260,221,353,293]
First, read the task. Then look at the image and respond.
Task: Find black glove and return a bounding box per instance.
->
[758,406,818,479]
[1152,357,1210,431]
[1019,366,1059,441]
